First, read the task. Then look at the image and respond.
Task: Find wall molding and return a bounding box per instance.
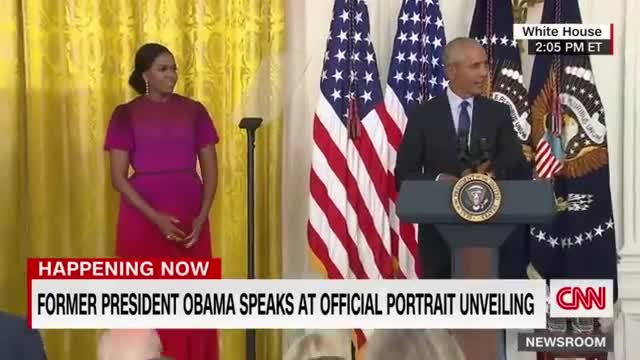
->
[619,251,640,313]
[617,312,640,360]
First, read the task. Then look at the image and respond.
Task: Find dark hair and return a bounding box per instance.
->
[128,43,172,94]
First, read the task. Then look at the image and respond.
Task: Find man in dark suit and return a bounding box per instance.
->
[394,37,531,279]
[0,311,47,359]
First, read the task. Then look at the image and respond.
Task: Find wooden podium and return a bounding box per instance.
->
[397,176,556,360]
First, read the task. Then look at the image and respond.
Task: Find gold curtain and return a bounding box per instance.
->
[0,0,284,359]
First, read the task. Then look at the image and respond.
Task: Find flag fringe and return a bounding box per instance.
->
[308,244,368,360]
[307,244,330,279]
[526,262,543,280]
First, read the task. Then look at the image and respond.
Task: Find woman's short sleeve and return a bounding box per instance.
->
[195,102,219,148]
[104,105,133,151]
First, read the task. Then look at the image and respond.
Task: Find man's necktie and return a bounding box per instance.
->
[456,101,472,167]
[458,100,470,138]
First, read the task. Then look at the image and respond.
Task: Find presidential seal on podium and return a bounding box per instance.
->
[451,173,502,222]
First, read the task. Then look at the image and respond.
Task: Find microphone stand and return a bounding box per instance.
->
[457,133,472,175]
[458,137,494,178]
[473,138,491,171]
[476,138,493,176]
[238,117,263,360]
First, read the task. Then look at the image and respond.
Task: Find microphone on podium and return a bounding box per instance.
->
[477,137,498,178]
[457,132,470,169]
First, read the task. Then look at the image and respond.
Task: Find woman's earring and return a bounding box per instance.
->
[145,79,150,96]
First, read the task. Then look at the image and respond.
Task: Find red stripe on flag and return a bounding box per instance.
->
[534,138,562,178]
[550,160,563,175]
[376,103,403,151]
[399,222,419,265]
[307,224,343,279]
[309,169,368,279]
[387,170,419,278]
[351,118,391,214]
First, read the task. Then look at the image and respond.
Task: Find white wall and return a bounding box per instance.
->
[282,0,637,358]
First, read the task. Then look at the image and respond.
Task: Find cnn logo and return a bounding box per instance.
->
[549,280,614,318]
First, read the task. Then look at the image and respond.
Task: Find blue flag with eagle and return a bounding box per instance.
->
[527,0,618,300]
[468,0,533,279]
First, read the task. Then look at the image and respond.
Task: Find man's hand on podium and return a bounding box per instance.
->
[436,173,459,182]
[476,160,492,174]
[436,162,492,182]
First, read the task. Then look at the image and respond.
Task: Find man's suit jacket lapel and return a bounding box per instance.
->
[435,95,464,175]
[471,96,495,153]
[444,94,490,169]
[437,95,457,146]
[470,96,489,152]
[439,93,487,144]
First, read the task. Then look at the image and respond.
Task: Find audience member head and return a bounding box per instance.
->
[366,329,465,360]
[284,332,348,360]
[443,37,489,98]
[97,329,163,360]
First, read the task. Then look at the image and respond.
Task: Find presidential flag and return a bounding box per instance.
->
[384,0,448,280]
[468,0,531,147]
[307,0,397,353]
[527,0,618,300]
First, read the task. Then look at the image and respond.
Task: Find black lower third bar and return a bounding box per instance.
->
[528,39,613,55]
[517,331,613,352]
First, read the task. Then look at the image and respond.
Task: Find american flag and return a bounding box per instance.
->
[533,62,564,179]
[307,0,396,353]
[535,134,563,178]
[384,0,448,279]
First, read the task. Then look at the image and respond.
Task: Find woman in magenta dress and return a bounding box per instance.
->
[104,43,219,360]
